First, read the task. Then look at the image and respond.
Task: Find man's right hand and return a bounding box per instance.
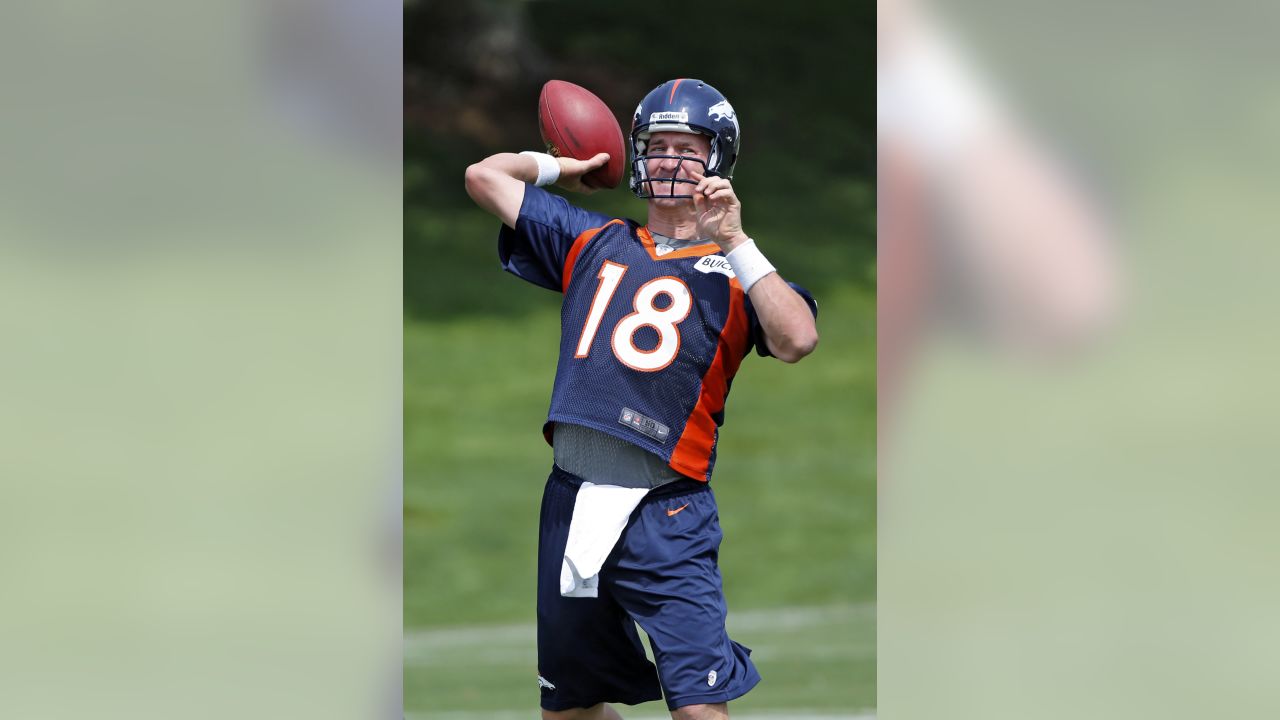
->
[554,153,611,194]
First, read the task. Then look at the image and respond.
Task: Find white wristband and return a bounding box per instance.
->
[725,238,776,293]
[519,151,561,187]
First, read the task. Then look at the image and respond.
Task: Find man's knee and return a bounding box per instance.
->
[543,703,612,720]
[670,702,728,720]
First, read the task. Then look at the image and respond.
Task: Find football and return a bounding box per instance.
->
[538,80,626,189]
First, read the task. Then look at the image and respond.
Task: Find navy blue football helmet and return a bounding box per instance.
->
[629,79,741,199]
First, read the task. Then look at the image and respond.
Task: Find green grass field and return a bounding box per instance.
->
[404,190,876,715]
[405,603,875,718]
[404,290,875,714]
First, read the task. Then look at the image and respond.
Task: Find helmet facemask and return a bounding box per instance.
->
[631,131,712,200]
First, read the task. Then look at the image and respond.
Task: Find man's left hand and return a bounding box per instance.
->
[692,171,749,252]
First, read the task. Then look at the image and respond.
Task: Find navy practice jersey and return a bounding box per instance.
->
[499,185,817,482]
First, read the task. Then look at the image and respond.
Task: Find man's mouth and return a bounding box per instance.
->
[644,176,697,199]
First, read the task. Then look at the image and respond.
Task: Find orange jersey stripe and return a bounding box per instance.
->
[669,278,750,481]
[562,220,623,293]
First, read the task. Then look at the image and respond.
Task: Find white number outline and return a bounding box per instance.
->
[611,277,692,372]
[575,261,628,358]
[575,262,692,372]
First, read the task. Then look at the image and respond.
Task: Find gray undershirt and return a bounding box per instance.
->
[553,423,685,488]
[650,232,711,255]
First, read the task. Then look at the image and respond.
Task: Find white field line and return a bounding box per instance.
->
[414,707,875,712]
[406,602,874,659]
[728,602,876,632]
[406,605,876,717]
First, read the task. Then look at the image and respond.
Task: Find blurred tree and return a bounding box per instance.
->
[405,0,549,150]
[404,0,876,319]
[405,0,874,173]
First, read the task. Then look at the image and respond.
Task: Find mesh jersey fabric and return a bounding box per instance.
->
[499,184,817,482]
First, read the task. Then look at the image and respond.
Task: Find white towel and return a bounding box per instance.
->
[560,482,649,597]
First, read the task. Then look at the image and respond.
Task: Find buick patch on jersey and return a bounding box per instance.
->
[693,255,736,278]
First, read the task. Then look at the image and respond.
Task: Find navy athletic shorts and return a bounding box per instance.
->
[536,464,761,712]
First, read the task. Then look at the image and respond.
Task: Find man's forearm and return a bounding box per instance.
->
[747,274,819,363]
[474,152,541,182]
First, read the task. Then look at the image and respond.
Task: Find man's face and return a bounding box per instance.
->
[644,131,712,202]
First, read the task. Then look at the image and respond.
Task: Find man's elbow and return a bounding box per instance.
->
[464,163,490,201]
[773,330,819,363]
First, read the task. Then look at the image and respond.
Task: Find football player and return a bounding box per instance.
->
[464,79,818,720]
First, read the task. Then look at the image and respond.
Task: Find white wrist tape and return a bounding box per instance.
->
[726,238,776,293]
[519,151,561,187]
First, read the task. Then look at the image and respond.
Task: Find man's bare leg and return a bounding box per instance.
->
[671,702,729,720]
[542,703,624,720]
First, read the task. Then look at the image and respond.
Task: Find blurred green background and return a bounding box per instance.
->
[404,0,876,715]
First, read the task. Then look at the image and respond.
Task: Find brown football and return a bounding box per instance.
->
[538,80,626,189]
